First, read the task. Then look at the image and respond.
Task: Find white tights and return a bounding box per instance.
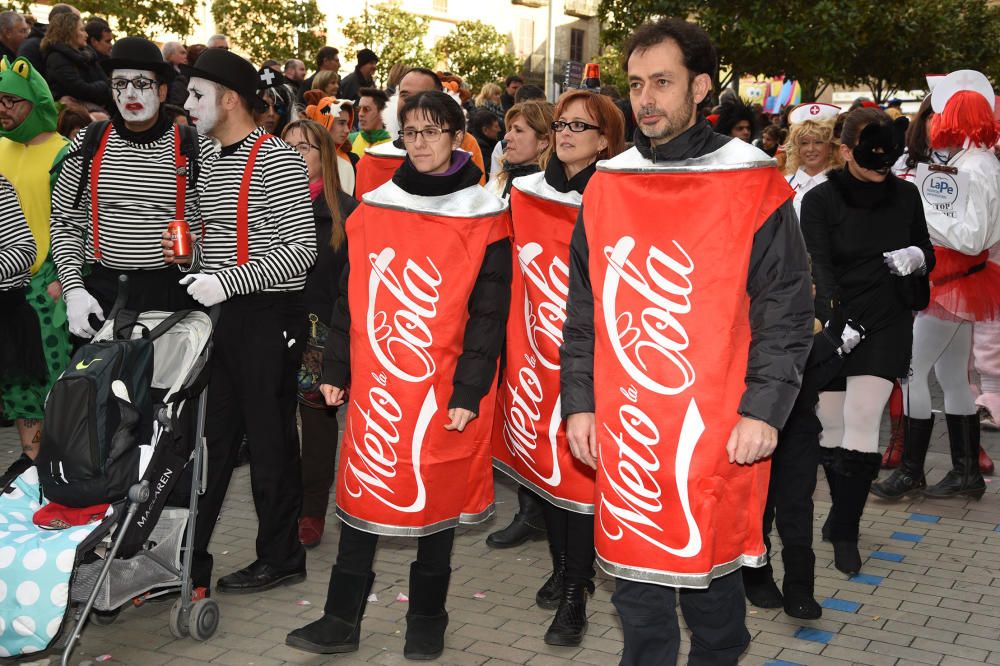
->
[818,376,894,453]
[904,313,977,419]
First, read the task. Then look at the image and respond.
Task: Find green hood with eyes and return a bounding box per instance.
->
[0,56,59,143]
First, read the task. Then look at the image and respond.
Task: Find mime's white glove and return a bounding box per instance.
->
[839,323,862,356]
[64,288,105,338]
[180,274,226,307]
[883,246,926,276]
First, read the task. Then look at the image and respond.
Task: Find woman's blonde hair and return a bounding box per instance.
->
[475,83,501,107]
[41,13,82,53]
[386,63,410,91]
[782,119,843,176]
[282,119,346,250]
[497,100,553,191]
[313,70,339,95]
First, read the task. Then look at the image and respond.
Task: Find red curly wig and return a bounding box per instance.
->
[930,90,999,149]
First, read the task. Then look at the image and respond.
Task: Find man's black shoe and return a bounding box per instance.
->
[485,514,545,549]
[217,560,306,594]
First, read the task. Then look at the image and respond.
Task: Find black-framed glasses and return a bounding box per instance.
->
[399,127,451,143]
[0,95,27,110]
[110,77,159,92]
[551,120,600,133]
[291,142,319,155]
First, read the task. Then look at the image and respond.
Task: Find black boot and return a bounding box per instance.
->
[827,448,881,576]
[781,546,821,619]
[486,486,546,548]
[924,414,987,500]
[871,416,933,500]
[543,578,590,646]
[820,453,837,542]
[286,567,374,654]
[404,562,450,660]
[742,561,782,609]
[536,549,565,610]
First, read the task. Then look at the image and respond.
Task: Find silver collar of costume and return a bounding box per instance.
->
[363,179,509,218]
[365,140,406,158]
[511,171,582,208]
[597,138,777,174]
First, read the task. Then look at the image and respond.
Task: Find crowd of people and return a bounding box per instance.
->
[1,7,999,665]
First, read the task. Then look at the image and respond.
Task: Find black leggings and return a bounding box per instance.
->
[541,501,596,580]
[336,522,455,575]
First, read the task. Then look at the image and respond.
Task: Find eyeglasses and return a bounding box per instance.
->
[291,142,319,155]
[551,120,600,133]
[0,95,27,110]
[399,127,451,143]
[110,77,159,92]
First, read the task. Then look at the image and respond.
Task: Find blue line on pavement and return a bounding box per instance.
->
[891,531,923,542]
[822,597,862,613]
[849,573,884,585]
[869,551,905,562]
[794,627,834,643]
[765,661,804,666]
[908,513,940,523]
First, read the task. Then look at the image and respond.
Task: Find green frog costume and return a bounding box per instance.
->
[0,56,72,419]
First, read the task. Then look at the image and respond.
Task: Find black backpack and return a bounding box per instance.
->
[36,312,190,507]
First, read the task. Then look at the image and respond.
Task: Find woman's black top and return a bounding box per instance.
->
[44,42,109,107]
[303,189,357,326]
[801,167,934,381]
[543,155,596,195]
[323,155,513,413]
[501,162,540,199]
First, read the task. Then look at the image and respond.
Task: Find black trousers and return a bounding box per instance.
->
[192,292,307,587]
[541,501,595,580]
[761,403,822,551]
[299,403,340,518]
[613,572,750,666]
[336,522,455,576]
[85,264,198,316]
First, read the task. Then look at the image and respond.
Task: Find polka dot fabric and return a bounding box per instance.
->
[0,467,100,656]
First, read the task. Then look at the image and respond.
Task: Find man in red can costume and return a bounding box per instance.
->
[560,19,814,664]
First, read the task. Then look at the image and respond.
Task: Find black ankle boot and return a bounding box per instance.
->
[536,550,565,610]
[286,567,374,654]
[827,448,881,576]
[871,416,934,500]
[742,562,782,609]
[404,562,451,660]
[486,486,546,548]
[543,578,590,646]
[924,414,987,500]
[781,546,821,619]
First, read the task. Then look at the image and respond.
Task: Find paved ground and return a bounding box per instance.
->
[3,402,1000,666]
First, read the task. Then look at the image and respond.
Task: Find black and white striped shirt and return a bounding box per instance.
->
[50,121,219,293]
[192,127,315,295]
[0,175,34,291]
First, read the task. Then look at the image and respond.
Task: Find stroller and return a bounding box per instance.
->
[0,278,220,664]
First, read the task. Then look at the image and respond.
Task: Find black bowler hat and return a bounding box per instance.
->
[101,36,174,82]
[181,48,267,112]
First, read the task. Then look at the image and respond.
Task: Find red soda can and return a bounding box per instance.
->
[168,220,191,262]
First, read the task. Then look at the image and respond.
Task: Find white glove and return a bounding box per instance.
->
[839,323,862,356]
[180,274,226,307]
[64,288,105,338]
[883,246,926,276]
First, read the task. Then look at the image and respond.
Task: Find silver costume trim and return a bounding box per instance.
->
[597,138,777,174]
[597,551,768,589]
[492,459,595,515]
[363,180,509,218]
[510,171,583,208]
[336,502,496,538]
[365,140,406,158]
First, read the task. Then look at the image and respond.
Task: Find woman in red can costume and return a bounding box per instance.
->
[493,88,624,647]
[285,91,512,659]
[872,70,1000,502]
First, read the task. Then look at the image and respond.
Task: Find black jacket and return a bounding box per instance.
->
[16,22,45,73]
[323,156,513,414]
[304,190,358,325]
[0,41,16,63]
[560,121,814,430]
[44,42,109,106]
[338,69,373,105]
[166,67,188,107]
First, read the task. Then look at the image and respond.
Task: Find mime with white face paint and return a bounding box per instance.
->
[167,47,317,597]
[50,36,218,338]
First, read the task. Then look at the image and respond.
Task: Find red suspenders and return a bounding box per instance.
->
[236,134,273,266]
[90,123,187,261]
